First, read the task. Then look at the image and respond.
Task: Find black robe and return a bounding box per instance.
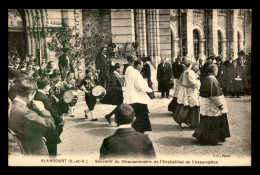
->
[193,75,230,145]
[141,63,153,89]
[157,63,172,92]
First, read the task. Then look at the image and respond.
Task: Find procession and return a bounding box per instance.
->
[8,9,251,166]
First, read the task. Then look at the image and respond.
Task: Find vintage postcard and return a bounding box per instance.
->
[8,9,251,166]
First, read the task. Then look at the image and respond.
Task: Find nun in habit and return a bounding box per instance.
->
[192,64,230,145]
[173,62,201,129]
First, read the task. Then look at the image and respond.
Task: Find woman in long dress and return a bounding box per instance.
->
[173,62,201,129]
[192,64,230,145]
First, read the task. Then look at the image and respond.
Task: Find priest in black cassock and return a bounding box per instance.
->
[193,64,230,145]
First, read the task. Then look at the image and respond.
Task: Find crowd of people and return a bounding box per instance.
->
[8,48,251,159]
[8,55,79,156]
[168,53,251,146]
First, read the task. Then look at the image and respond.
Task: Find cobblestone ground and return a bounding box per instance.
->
[58,90,251,163]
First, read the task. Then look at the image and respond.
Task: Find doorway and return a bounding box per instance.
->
[8,9,27,60]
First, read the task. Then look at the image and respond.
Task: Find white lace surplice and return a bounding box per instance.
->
[177,84,200,107]
[173,81,181,98]
[200,95,228,117]
[176,70,201,107]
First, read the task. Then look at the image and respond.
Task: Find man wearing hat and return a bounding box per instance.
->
[99,104,156,159]
[33,77,64,156]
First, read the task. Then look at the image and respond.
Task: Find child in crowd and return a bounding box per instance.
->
[78,69,98,121]
[63,72,77,117]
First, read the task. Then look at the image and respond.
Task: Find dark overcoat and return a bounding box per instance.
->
[99,128,156,159]
[172,62,183,79]
[9,100,55,155]
[102,72,123,105]
[141,64,153,89]
[157,63,172,92]
[95,53,110,88]
[34,91,64,145]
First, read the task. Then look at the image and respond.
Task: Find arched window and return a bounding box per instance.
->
[193,30,200,60]
[8,9,23,31]
[218,31,222,55]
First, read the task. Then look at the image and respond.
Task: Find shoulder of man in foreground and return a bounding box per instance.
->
[103,128,152,142]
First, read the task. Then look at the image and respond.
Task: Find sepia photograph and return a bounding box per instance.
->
[8,9,252,166]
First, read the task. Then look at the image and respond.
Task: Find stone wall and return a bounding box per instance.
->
[244,10,252,54]
[111,9,135,50]
[159,9,171,59]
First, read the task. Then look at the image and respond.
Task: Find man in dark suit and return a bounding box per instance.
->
[8,79,55,155]
[223,56,234,95]
[34,77,64,156]
[100,104,156,159]
[58,49,71,80]
[141,57,153,89]
[8,67,24,155]
[172,57,182,80]
[200,56,214,81]
[104,63,124,124]
[157,57,172,98]
[95,47,110,89]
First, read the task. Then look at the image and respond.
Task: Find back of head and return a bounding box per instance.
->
[176,56,182,62]
[191,62,199,72]
[15,73,30,84]
[182,56,191,67]
[141,57,148,63]
[37,76,50,89]
[206,64,218,76]
[16,79,38,97]
[49,69,61,79]
[115,104,135,125]
[127,56,135,64]
[113,63,122,71]
[134,60,142,68]
[46,61,54,69]
[8,67,21,80]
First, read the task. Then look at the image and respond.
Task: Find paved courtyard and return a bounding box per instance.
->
[57,90,251,165]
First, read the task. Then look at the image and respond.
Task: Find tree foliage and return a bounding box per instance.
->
[47,27,84,72]
[115,41,139,59]
[82,9,113,66]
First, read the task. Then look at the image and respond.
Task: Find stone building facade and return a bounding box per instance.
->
[8,9,252,77]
